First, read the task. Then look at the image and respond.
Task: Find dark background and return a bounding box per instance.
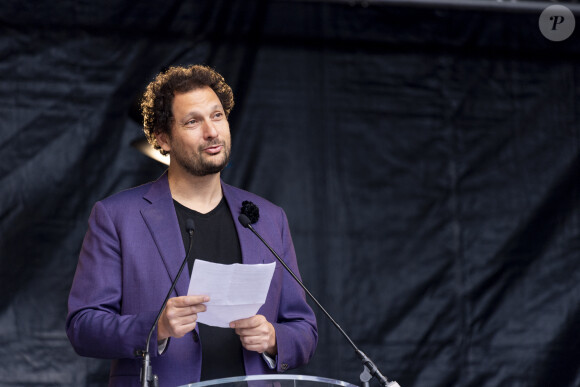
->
[1,1,580,386]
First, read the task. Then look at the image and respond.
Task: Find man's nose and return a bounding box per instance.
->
[202,121,218,139]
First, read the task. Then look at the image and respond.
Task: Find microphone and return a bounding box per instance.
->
[238,204,399,387]
[140,219,195,387]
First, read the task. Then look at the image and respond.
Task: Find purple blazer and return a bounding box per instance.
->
[66,173,318,387]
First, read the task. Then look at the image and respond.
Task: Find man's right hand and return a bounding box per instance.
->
[157,295,209,340]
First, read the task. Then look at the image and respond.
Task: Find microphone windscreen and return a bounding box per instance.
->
[186,219,195,233]
[241,200,260,224]
[238,214,251,228]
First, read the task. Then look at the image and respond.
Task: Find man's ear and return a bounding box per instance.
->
[155,131,171,153]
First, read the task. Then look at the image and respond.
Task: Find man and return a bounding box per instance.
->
[66,65,318,387]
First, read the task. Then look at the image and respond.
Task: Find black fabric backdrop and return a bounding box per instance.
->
[1,1,580,386]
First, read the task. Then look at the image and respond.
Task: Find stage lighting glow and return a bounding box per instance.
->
[131,138,170,166]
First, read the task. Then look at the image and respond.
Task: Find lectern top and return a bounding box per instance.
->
[180,374,358,387]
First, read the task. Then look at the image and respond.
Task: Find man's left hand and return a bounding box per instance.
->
[230,315,277,356]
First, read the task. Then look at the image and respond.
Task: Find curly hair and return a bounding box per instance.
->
[141,65,234,155]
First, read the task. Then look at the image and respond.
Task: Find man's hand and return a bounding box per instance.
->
[157,295,209,341]
[230,315,277,356]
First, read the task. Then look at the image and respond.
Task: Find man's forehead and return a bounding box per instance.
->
[172,88,223,112]
[173,85,215,98]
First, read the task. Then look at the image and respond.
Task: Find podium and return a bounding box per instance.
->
[179,374,358,387]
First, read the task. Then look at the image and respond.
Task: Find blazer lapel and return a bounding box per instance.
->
[139,177,263,297]
[222,182,263,265]
[141,173,190,297]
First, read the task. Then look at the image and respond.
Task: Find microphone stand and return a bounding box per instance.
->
[238,214,400,387]
[139,224,195,387]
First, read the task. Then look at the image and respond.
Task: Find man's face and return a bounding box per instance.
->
[158,86,231,177]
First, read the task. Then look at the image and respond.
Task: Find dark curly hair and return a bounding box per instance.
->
[141,65,234,155]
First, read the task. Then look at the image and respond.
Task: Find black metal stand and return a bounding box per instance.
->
[360,365,372,387]
[139,223,195,387]
[140,351,159,387]
[356,350,399,387]
[240,217,400,387]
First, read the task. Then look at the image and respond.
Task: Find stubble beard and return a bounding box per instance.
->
[172,141,231,177]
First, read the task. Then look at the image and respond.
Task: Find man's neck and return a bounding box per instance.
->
[167,167,223,214]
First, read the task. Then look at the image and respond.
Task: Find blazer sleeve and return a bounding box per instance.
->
[65,201,161,359]
[270,206,318,372]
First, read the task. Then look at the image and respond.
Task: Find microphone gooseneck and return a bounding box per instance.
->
[237,212,399,387]
[140,219,195,387]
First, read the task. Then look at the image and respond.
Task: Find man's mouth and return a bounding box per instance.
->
[203,143,224,154]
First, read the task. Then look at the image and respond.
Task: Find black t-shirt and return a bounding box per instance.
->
[174,198,245,381]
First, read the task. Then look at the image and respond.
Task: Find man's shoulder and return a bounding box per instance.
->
[222,182,281,213]
[97,179,160,210]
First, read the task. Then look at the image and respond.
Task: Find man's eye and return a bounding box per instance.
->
[186,119,197,125]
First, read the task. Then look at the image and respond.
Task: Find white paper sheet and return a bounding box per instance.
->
[187,259,276,328]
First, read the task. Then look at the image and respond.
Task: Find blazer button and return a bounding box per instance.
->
[281,363,289,371]
[192,330,199,343]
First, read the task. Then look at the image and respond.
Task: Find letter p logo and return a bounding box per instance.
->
[539,5,575,41]
[550,15,566,30]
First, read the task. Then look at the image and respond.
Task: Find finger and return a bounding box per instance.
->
[166,297,207,316]
[239,334,264,345]
[165,301,207,318]
[234,323,268,337]
[171,321,198,338]
[171,295,210,307]
[233,318,270,336]
[176,313,199,325]
[166,314,199,337]
[230,315,264,329]
[239,336,269,353]
[159,310,199,339]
